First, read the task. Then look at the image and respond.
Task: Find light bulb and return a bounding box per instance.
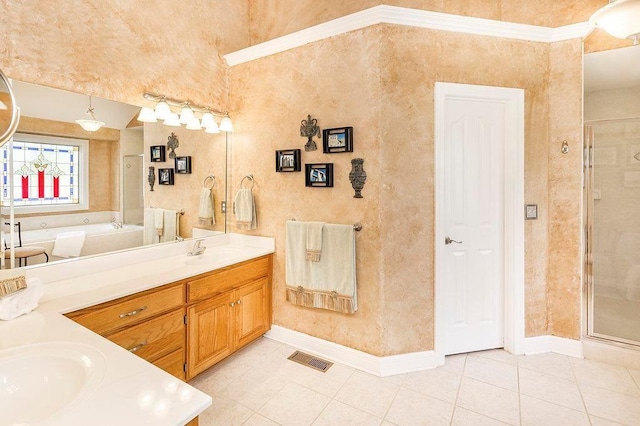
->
[154,100,171,120]
[186,116,202,130]
[163,112,181,127]
[137,106,157,123]
[201,111,216,128]
[219,115,233,132]
[179,105,195,124]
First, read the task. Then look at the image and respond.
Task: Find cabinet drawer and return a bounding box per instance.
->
[107,308,185,363]
[67,283,184,336]
[187,255,270,302]
[153,348,185,380]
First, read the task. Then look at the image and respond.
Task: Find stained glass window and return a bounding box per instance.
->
[2,135,88,211]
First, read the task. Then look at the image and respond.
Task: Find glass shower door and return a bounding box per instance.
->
[586,120,640,345]
[123,155,143,226]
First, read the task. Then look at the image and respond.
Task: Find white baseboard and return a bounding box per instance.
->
[523,335,584,358]
[265,325,441,377]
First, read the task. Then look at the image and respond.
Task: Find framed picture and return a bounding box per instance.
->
[150,145,166,162]
[275,149,301,172]
[305,163,334,187]
[322,127,353,153]
[158,168,174,185]
[175,156,192,174]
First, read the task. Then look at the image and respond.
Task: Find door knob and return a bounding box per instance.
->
[445,237,462,245]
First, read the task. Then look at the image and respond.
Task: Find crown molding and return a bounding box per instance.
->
[224,5,593,66]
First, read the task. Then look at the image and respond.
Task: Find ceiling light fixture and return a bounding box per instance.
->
[75,96,105,132]
[142,93,232,134]
[590,0,640,45]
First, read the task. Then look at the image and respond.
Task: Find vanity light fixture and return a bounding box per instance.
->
[179,104,195,125]
[137,106,157,123]
[590,0,640,45]
[163,112,181,127]
[75,96,105,132]
[219,114,234,132]
[185,116,202,130]
[141,93,233,133]
[154,98,171,120]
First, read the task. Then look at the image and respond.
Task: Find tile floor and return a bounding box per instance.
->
[189,338,640,425]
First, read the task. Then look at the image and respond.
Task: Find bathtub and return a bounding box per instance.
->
[18,223,144,265]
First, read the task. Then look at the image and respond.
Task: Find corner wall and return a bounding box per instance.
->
[230,24,583,356]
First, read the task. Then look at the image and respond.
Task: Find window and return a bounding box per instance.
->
[2,134,89,213]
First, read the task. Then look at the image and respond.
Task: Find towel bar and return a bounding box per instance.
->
[288,218,362,232]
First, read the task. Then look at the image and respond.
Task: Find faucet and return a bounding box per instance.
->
[111,221,123,229]
[187,239,207,256]
[175,235,184,242]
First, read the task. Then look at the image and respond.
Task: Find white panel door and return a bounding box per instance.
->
[439,96,505,355]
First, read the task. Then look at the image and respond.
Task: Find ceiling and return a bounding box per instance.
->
[584,45,640,93]
[11,81,141,130]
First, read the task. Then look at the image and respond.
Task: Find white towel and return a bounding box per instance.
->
[235,188,257,230]
[286,221,357,314]
[143,208,159,245]
[154,208,164,236]
[198,188,215,226]
[52,231,86,258]
[305,222,325,262]
[0,277,44,321]
[160,209,180,243]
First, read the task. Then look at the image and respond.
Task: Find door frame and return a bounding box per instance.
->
[434,82,525,362]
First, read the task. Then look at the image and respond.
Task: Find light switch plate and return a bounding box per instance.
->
[525,204,538,220]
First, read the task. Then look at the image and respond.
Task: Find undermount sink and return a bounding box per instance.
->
[0,341,106,424]
[185,246,246,266]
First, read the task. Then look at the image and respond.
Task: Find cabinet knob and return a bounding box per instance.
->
[236,299,241,305]
[230,302,235,307]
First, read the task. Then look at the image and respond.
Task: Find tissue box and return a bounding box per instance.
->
[0,278,44,321]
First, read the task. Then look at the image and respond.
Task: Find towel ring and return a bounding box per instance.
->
[241,174,254,189]
[203,175,215,189]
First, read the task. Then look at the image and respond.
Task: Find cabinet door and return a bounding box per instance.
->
[234,277,270,350]
[187,291,235,379]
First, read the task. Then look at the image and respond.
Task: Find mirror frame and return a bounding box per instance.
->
[0,69,20,147]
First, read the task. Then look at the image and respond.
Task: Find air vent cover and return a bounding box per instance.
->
[287,351,333,373]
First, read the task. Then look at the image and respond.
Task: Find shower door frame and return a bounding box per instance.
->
[584,119,640,348]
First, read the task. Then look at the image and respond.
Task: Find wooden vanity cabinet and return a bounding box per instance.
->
[186,255,272,380]
[65,254,273,382]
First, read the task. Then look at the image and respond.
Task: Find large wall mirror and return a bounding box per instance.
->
[2,80,228,269]
[584,45,640,346]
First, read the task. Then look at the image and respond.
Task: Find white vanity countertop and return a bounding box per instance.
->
[0,233,275,426]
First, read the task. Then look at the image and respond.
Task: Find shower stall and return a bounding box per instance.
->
[584,119,640,346]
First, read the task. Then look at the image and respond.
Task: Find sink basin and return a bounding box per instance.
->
[0,341,106,424]
[185,246,246,266]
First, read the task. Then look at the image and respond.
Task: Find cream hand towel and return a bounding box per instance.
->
[52,231,86,258]
[235,188,257,230]
[198,188,215,226]
[143,208,159,245]
[154,208,164,236]
[305,222,325,262]
[160,209,180,243]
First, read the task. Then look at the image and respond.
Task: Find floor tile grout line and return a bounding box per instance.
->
[449,354,467,426]
[569,355,593,422]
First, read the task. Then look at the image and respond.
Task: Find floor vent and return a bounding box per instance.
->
[287,351,333,373]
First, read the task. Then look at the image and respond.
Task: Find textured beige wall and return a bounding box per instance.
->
[144,123,227,238]
[547,40,584,340]
[0,0,248,109]
[230,23,580,355]
[248,0,606,45]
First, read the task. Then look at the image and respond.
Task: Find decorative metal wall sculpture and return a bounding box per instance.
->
[300,114,320,152]
[148,166,156,191]
[349,158,367,198]
[167,132,179,159]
